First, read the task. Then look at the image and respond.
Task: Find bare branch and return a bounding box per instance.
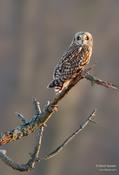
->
[85,74,119,90]
[0,65,118,172]
[42,109,96,160]
[0,126,44,172]
[0,109,96,172]
[0,68,117,146]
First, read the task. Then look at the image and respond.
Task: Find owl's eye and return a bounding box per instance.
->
[77,36,81,41]
[85,35,89,40]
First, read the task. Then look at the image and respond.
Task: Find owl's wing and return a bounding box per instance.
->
[54,44,83,79]
[59,44,82,64]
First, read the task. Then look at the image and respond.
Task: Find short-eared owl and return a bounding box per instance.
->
[48,32,93,93]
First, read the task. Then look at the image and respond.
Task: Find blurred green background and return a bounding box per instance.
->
[0,0,119,174]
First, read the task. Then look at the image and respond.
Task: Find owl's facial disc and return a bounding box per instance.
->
[73,32,93,47]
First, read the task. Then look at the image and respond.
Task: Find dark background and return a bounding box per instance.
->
[0,0,119,174]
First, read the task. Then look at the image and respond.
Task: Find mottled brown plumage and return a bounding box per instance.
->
[48,32,93,93]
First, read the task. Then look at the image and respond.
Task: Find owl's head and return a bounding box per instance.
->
[72,32,93,47]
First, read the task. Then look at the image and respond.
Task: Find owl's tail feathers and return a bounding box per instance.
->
[47,79,63,93]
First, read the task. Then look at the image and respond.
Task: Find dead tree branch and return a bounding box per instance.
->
[85,74,118,90]
[0,98,44,171]
[0,68,118,172]
[0,69,118,147]
[41,109,96,161]
[0,126,44,171]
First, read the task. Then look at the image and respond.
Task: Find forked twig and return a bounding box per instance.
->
[0,98,44,171]
[42,109,96,160]
[0,126,44,171]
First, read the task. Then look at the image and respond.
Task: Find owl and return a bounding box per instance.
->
[48,31,93,93]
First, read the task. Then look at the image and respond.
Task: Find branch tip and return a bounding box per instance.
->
[15,112,27,124]
[32,97,41,115]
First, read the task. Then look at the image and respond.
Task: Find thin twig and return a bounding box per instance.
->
[15,113,28,124]
[41,109,96,160]
[33,97,41,115]
[85,74,119,90]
